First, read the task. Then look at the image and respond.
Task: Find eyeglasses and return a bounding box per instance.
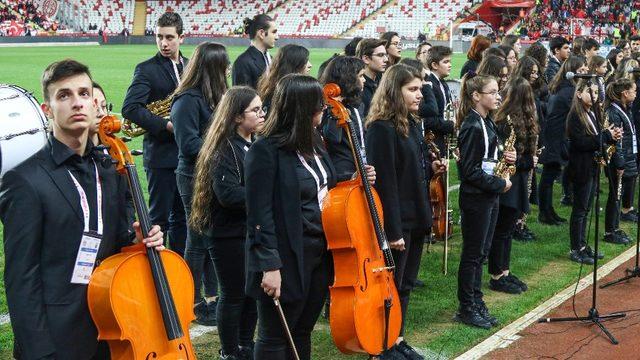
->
[372,52,389,58]
[245,106,267,116]
[391,42,401,47]
[479,90,500,96]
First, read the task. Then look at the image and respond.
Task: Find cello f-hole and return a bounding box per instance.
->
[145,352,158,359]
[179,343,191,359]
[360,258,371,292]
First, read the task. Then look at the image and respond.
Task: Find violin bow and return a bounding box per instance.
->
[273,298,301,360]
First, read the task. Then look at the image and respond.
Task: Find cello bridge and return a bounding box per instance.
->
[372,266,395,273]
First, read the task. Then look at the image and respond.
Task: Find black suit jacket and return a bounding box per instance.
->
[365,120,433,241]
[607,103,638,176]
[567,111,614,182]
[545,55,561,84]
[232,45,269,89]
[244,137,336,303]
[122,52,188,168]
[0,141,131,360]
[540,80,574,166]
[424,73,455,153]
[320,103,366,182]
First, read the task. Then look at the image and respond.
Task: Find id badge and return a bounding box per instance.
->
[481,158,498,176]
[318,185,329,209]
[633,136,638,155]
[70,231,102,284]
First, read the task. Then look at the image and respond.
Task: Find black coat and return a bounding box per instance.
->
[244,137,337,303]
[0,140,132,360]
[122,52,188,169]
[320,103,366,182]
[496,121,535,213]
[362,74,379,117]
[545,55,561,84]
[460,59,479,78]
[540,79,574,166]
[210,135,252,239]
[425,73,455,154]
[607,103,638,176]
[232,45,269,89]
[171,88,214,177]
[365,119,433,241]
[567,111,615,182]
[418,82,439,120]
[457,111,507,195]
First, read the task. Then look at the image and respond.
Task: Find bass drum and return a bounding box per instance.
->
[0,85,49,176]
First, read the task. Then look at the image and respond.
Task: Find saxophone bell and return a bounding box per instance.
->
[122,95,174,138]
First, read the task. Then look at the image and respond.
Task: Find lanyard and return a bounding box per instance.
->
[473,109,498,160]
[67,160,103,235]
[171,58,183,85]
[297,152,328,193]
[587,111,598,134]
[437,77,449,104]
[353,108,365,148]
[612,104,636,136]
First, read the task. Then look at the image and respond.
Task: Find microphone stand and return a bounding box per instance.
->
[538,77,626,345]
[600,108,640,288]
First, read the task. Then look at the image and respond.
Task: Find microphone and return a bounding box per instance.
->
[566,72,601,80]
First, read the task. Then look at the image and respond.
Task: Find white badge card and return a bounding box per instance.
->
[318,185,329,208]
[70,232,102,284]
[633,136,638,155]
[481,158,498,176]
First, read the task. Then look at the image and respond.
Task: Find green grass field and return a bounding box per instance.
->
[0,44,634,359]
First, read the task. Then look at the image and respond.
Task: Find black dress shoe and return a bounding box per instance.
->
[396,341,424,360]
[523,224,537,240]
[454,308,492,329]
[560,195,573,206]
[550,208,567,223]
[476,302,499,326]
[513,226,534,242]
[194,299,217,326]
[615,229,632,243]
[378,346,407,360]
[569,249,594,265]
[506,273,528,292]
[538,211,560,225]
[621,211,639,223]
[604,232,629,245]
[413,279,425,288]
[584,245,604,260]
[489,276,522,294]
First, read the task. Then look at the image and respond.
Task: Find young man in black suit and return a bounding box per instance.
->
[122,12,188,257]
[232,14,278,89]
[545,36,571,83]
[426,46,456,155]
[0,59,165,360]
[356,38,388,117]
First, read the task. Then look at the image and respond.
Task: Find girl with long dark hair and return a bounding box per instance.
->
[171,41,229,325]
[365,64,446,358]
[257,44,311,111]
[488,77,538,294]
[455,73,514,329]
[477,55,510,90]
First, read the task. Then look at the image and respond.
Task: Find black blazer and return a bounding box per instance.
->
[232,45,269,89]
[567,111,615,182]
[171,88,214,177]
[425,73,455,154]
[320,103,366,182]
[244,137,337,303]
[419,82,439,119]
[0,141,131,360]
[362,74,379,117]
[365,120,433,241]
[210,135,251,239]
[122,52,188,168]
[460,59,479,78]
[457,111,507,195]
[540,79,574,166]
[607,103,638,176]
[545,55,561,83]
[496,121,535,213]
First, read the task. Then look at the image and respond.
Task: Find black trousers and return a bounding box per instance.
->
[391,227,426,336]
[539,163,562,212]
[458,192,499,309]
[210,238,257,355]
[176,173,218,302]
[570,176,596,251]
[621,175,637,209]
[605,167,621,233]
[145,167,187,256]
[254,237,330,360]
[488,205,521,276]
[562,166,572,196]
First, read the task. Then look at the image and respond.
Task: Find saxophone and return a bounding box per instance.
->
[122,95,173,138]
[494,115,517,179]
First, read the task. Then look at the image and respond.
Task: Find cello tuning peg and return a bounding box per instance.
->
[121,136,132,142]
[131,150,143,156]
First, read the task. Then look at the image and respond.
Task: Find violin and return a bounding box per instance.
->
[87,115,196,359]
[425,130,454,275]
[321,83,402,355]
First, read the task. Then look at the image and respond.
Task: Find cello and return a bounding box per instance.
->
[87,115,196,359]
[321,83,402,355]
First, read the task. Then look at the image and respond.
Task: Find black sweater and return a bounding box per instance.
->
[320,103,366,182]
[365,119,433,241]
[566,111,615,182]
[171,88,213,177]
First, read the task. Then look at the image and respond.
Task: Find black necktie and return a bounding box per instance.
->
[177,61,183,77]
[263,52,270,68]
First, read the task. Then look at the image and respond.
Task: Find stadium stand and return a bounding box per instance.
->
[351,0,473,39]
[519,0,640,42]
[0,0,53,35]
[144,0,284,36]
[55,0,134,34]
[267,0,386,37]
